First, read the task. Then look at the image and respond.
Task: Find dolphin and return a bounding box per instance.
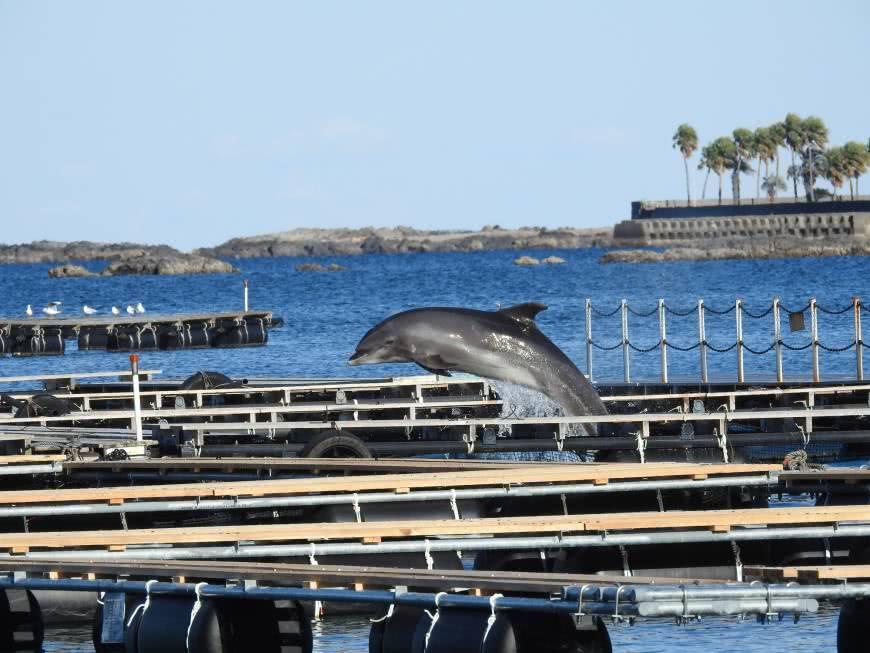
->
[349,302,608,424]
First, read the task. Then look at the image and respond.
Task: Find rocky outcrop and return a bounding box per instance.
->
[101,255,237,276]
[514,256,540,266]
[295,262,346,272]
[196,226,614,259]
[48,264,95,278]
[541,256,566,264]
[600,238,870,264]
[0,241,179,264]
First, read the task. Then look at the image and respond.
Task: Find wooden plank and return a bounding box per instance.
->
[0,455,65,464]
[0,463,778,506]
[0,559,718,593]
[0,504,866,551]
[746,565,870,583]
[782,470,870,482]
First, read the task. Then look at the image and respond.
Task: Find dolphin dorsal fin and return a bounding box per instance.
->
[498,302,548,325]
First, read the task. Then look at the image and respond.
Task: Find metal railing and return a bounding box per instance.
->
[585,297,866,383]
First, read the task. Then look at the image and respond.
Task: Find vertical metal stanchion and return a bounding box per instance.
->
[773,298,783,383]
[621,299,630,383]
[130,354,143,443]
[810,297,819,383]
[698,299,708,384]
[584,299,593,380]
[243,279,250,312]
[855,296,864,382]
[658,298,668,383]
[735,299,744,383]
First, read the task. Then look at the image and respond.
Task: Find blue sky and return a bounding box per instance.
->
[1,1,868,250]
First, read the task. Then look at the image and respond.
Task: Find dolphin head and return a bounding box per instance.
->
[349,317,412,366]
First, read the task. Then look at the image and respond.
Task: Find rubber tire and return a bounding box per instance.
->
[300,430,372,459]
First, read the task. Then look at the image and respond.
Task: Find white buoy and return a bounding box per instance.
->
[25,304,32,316]
[111,306,120,315]
[126,305,136,315]
[135,302,145,314]
[82,305,98,315]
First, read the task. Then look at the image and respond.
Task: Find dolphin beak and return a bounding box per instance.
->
[348,350,367,365]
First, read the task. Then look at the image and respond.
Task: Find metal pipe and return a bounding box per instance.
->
[11,523,870,563]
[855,296,863,382]
[0,463,62,476]
[698,299,707,384]
[773,298,783,382]
[585,299,593,381]
[244,279,249,312]
[811,298,820,383]
[621,299,630,383]
[130,355,143,442]
[735,299,744,383]
[0,474,775,519]
[658,299,668,383]
[616,583,870,602]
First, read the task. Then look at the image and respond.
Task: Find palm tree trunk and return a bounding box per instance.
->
[756,155,762,199]
[701,169,710,200]
[849,177,854,200]
[790,148,798,199]
[808,148,816,202]
[683,157,691,203]
[717,173,723,204]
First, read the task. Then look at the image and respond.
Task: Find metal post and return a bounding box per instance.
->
[584,299,593,381]
[130,355,143,443]
[621,299,630,383]
[698,299,707,384]
[735,299,744,383]
[773,298,783,383]
[658,298,668,383]
[243,279,249,312]
[855,297,864,382]
[810,297,819,383]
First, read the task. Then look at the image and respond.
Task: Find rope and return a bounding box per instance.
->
[783,450,825,471]
[818,341,856,353]
[703,304,736,315]
[627,305,658,317]
[481,593,504,646]
[665,340,701,352]
[627,341,660,353]
[706,340,738,353]
[590,305,621,317]
[591,340,623,351]
[424,592,448,651]
[126,579,158,627]
[780,340,813,351]
[816,303,853,315]
[741,305,773,319]
[185,582,209,652]
[664,305,697,317]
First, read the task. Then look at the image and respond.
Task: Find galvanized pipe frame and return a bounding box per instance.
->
[0,473,776,519]
[7,523,870,563]
[0,575,822,618]
[0,462,62,476]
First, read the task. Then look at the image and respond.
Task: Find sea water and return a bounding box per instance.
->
[2,247,866,651]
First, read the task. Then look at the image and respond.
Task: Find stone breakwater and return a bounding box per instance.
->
[600,238,870,264]
[194,226,614,258]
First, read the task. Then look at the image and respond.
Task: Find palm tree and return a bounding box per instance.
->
[700,138,732,204]
[802,116,829,201]
[843,141,870,197]
[753,127,776,199]
[769,121,786,177]
[697,149,712,200]
[672,124,699,203]
[731,128,754,203]
[761,175,787,201]
[783,113,806,199]
[824,147,847,198]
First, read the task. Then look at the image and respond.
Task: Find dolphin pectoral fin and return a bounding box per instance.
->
[415,354,455,377]
[498,302,548,326]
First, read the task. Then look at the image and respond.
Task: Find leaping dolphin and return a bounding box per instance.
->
[349,302,608,423]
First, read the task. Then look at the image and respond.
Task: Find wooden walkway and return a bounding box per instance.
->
[2,504,867,553]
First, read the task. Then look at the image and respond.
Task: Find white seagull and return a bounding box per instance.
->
[135,302,145,314]
[42,305,61,316]
[82,305,98,315]
[126,305,136,316]
[111,306,121,315]
[25,304,33,316]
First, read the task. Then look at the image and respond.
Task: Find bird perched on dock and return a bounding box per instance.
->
[25,304,32,316]
[42,304,60,316]
[135,302,145,314]
[82,305,98,315]
[126,305,136,315]
[111,306,120,315]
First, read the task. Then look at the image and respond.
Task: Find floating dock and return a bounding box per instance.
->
[0,311,283,355]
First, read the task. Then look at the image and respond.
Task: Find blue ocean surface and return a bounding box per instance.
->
[3,248,867,651]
